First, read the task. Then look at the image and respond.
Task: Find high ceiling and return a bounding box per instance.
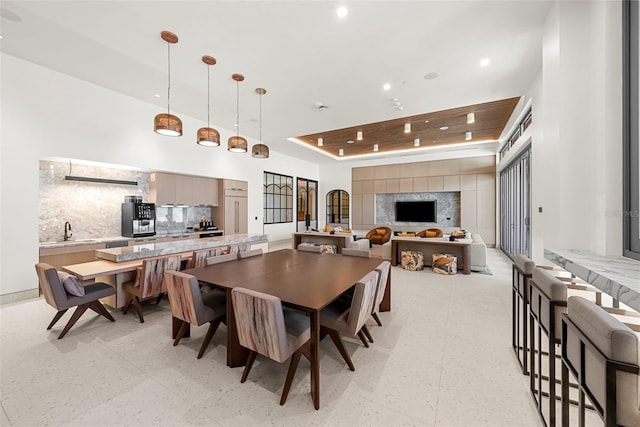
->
[0,1,552,164]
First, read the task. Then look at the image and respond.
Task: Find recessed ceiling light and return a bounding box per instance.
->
[440,126,449,131]
[423,72,439,80]
[383,83,391,91]
[467,112,475,124]
[424,120,429,123]
[373,144,379,152]
[0,35,3,40]
[480,58,491,67]
[317,137,323,146]
[404,123,411,133]
[339,148,344,156]
[154,93,161,98]
[347,140,354,144]
[337,6,348,18]
[357,131,363,141]
[414,138,420,147]
[465,131,472,140]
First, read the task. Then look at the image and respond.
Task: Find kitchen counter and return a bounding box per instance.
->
[39,229,225,249]
[95,233,268,263]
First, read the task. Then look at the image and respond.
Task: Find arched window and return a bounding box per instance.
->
[326,190,349,227]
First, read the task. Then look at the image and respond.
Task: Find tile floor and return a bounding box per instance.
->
[1,246,549,426]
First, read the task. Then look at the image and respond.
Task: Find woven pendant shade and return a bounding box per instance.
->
[228,135,248,153]
[154,31,182,137]
[154,113,183,136]
[197,55,220,147]
[252,144,269,158]
[228,73,247,153]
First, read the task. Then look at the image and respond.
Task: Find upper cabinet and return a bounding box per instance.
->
[149,172,219,206]
[223,179,248,197]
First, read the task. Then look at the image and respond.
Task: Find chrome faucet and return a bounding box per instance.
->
[64,221,72,241]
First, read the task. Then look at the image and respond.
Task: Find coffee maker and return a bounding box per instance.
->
[121,196,156,237]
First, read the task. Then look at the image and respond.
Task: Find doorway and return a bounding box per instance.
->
[297,178,318,231]
[500,146,531,260]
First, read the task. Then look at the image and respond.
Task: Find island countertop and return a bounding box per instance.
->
[95,233,268,263]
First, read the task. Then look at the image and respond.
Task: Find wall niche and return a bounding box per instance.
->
[376,192,460,227]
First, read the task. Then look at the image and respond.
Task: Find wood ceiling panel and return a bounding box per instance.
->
[293,97,520,158]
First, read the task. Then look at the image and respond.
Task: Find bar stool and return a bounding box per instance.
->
[561,296,640,427]
[528,267,603,427]
[513,254,601,376]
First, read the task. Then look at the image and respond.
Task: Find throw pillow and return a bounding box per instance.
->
[57,271,85,297]
[376,228,386,235]
[324,225,333,232]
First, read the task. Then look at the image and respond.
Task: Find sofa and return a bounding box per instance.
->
[381,233,489,273]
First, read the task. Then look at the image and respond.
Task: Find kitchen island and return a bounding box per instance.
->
[62,234,268,308]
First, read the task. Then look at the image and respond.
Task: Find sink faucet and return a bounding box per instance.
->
[64,221,72,241]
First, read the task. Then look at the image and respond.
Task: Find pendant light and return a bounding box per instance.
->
[154,31,182,136]
[228,73,248,153]
[197,55,220,146]
[252,88,269,158]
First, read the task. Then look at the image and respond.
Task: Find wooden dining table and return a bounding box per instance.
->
[182,248,391,410]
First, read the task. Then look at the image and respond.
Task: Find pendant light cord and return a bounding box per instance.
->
[207,65,211,128]
[236,80,240,137]
[166,41,171,115]
[259,92,262,143]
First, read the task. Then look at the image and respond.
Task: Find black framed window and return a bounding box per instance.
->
[624,0,640,260]
[263,172,293,224]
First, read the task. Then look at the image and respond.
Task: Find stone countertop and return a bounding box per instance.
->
[39,230,223,249]
[544,248,640,311]
[95,233,268,263]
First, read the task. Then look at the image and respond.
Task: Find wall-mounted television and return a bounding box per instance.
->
[395,200,437,222]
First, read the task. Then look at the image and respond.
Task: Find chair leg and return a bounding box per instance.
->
[241,351,258,383]
[155,293,164,305]
[362,325,374,343]
[371,312,382,327]
[131,296,144,323]
[122,296,132,315]
[88,301,115,322]
[280,348,303,405]
[197,317,222,359]
[325,328,355,371]
[357,330,370,348]
[47,309,68,330]
[58,304,90,339]
[173,320,188,346]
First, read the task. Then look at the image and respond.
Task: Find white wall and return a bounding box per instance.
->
[529,0,622,264]
[0,53,318,295]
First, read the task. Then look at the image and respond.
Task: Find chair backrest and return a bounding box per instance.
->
[239,248,263,259]
[372,261,391,315]
[346,271,379,336]
[164,270,208,325]
[366,227,391,241]
[514,253,535,276]
[530,266,567,340]
[205,252,239,265]
[35,263,67,310]
[231,287,291,363]
[341,248,370,258]
[137,254,182,298]
[191,248,216,269]
[565,296,640,427]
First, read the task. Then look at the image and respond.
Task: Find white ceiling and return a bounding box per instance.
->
[0,0,552,164]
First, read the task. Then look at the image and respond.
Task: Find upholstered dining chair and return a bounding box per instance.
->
[238,248,263,258]
[370,261,391,327]
[416,228,443,238]
[35,263,115,339]
[205,252,239,265]
[320,270,379,371]
[561,296,640,427]
[341,248,370,258]
[362,227,392,246]
[231,287,311,405]
[164,271,226,359]
[122,254,182,323]
[190,247,226,269]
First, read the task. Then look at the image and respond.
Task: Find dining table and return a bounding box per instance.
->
[182,248,391,410]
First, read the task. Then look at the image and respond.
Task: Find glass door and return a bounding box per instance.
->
[500,146,531,260]
[297,178,318,231]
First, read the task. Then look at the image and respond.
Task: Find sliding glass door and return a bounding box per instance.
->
[500,146,531,260]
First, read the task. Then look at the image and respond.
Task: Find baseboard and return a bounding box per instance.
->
[0,288,39,306]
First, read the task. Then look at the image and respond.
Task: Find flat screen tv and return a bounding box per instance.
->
[395,200,437,222]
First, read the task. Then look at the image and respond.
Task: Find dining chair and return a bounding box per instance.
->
[231,287,311,405]
[122,254,182,323]
[190,248,219,269]
[561,296,640,427]
[341,248,370,258]
[205,252,239,265]
[164,271,226,359]
[35,263,116,339]
[238,248,263,258]
[320,270,379,371]
[370,261,391,327]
